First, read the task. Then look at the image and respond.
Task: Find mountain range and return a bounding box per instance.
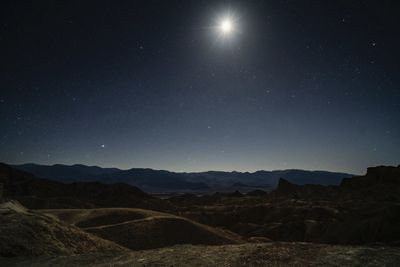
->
[13,163,352,193]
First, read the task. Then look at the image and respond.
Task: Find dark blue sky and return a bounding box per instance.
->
[1,0,399,174]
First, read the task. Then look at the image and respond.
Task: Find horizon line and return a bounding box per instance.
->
[4,161,366,175]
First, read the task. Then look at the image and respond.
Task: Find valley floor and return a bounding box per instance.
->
[2,242,400,267]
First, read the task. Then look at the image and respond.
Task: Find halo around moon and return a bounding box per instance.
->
[209,10,241,46]
[219,18,233,34]
[212,11,240,44]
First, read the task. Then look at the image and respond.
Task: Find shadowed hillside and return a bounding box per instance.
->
[0,201,127,257]
[43,208,243,250]
[0,163,171,211]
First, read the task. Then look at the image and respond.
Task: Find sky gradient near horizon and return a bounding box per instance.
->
[1,1,399,174]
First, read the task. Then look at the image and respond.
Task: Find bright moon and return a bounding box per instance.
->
[220,18,233,34]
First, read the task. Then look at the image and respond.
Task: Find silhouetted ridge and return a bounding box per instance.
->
[0,163,170,211]
[341,165,400,188]
[15,163,120,182]
[340,165,400,201]
[12,163,352,192]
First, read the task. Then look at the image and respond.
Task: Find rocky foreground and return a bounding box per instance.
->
[1,242,400,267]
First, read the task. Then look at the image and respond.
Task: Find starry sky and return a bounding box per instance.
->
[1,1,399,174]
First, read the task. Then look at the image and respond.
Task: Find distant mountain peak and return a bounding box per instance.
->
[11,163,353,193]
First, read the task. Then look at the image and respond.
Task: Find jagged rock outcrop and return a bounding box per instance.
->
[175,166,400,245]
[272,166,400,201]
[340,165,400,201]
[272,178,338,199]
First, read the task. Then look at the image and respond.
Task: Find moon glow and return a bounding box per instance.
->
[220,18,233,34]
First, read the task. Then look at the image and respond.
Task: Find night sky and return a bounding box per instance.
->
[1,1,399,174]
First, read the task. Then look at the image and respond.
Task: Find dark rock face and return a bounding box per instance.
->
[340,166,399,188]
[0,183,3,201]
[174,166,400,246]
[272,166,400,201]
[273,178,338,200]
[340,166,400,201]
[246,190,268,197]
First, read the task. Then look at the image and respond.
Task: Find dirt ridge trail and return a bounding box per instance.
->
[83,215,178,229]
[39,208,244,251]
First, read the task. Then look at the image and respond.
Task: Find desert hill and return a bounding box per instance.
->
[0,201,127,257]
[43,208,243,250]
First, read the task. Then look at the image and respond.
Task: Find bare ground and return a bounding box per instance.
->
[1,242,400,267]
